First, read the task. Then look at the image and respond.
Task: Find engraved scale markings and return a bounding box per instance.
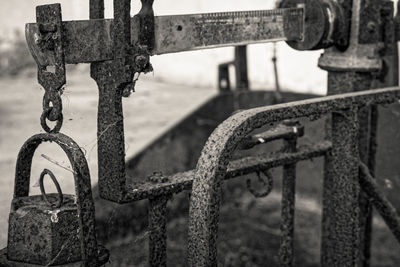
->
[26,7,304,65]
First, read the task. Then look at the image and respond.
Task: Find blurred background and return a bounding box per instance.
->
[1,1,399,266]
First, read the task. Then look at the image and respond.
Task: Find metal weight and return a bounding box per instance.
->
[0,133,109,266]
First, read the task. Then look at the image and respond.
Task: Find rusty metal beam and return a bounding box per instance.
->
[26,7,304,66]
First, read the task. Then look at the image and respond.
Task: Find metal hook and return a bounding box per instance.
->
[39,168,63,208]
[246,169,274,198]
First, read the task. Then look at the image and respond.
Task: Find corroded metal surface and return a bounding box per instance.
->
[239,121,304,150]
[187,87,400,266]
[282,0,348,50]
[2,133,108,266]
[279,127,298,267]
[34,4,66,133]
[8,194,81,265]
[359,162,400,243]
[321,108,361,267]
[318,0,387,71]
[126,140,330,202]
[148,194,171,267]
[26,7,304,66]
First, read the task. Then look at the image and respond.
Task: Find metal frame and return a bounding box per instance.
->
[9,0,400,266]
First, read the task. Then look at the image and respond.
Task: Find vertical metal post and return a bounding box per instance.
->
[279,129,297,267]
[321,107,360,266]
[90,0,133,201]
[149,194,171,267]
[234,45,249,90]
[318,0,390,265]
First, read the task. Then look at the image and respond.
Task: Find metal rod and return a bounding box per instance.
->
[127,141,331,202]
[272,43,283,103]
[149,194,170,267]
[359,162,400,243]
[279,133,297,267]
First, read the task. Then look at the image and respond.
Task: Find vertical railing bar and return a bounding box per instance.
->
[321,107,361,267]
[362,104,378,266]
[279,131,297,267]
[149,194,171,267]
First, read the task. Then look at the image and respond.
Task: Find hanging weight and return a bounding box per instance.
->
[0,133,109,267]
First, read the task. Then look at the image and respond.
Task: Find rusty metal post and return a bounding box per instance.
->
[321,107,360,266]
[90,0,134,202]
[279,122,298,267]
[234,45,249,90]
[148,194,171,267]
[318,0,394,265]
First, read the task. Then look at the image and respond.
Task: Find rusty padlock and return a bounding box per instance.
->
[0,133,109,266]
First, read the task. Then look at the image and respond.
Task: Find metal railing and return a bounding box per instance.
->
[111,87,400,266]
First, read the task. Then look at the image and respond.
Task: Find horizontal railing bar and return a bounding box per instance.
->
[239,122,304,150]
[126,141,331,202]
[359,162,400,244]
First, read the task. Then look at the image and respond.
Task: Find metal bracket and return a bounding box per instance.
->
[318,0,391,72]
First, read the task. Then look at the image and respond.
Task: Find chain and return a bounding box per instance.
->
[36,5,66,133]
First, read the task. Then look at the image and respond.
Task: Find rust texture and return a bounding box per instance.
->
[91,0,154,203]
[187,87,400,266]
[126,87,399,203]
[282,0,348,50]
[239,122,303,150]
[148,194,171,267]
[128,141,330,202]
[321,108,361,266]
[90,0,132,203]
[35,4,66,133]
[26,7,304,66]
[279,121,298,267]
[359,162,400,243]
[3,133,108,266]
[320,1,397,266]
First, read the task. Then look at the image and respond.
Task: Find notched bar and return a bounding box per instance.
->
[26,8,304,66]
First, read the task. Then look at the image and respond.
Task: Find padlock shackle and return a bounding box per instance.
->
[39,168,64,209]
[14,133,99,265]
